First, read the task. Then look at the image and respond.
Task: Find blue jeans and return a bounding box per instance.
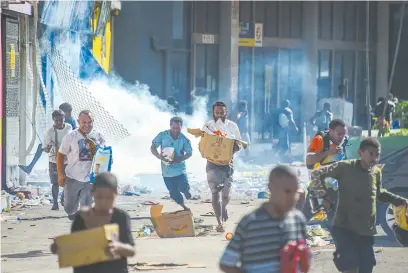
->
[163,174,191,206]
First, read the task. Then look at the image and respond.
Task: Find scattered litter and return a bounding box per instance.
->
[15,192,25,200]
[123,192,140,196]
[130,262,206,271]
[307,236,330,247]
[375,247,384,253]
[225,232,233,240]
[193,217,204,224]
[257,191,269,199]
[142,201,160,206]
[134,226,155,238]
[306,225,330,239]
[190,195,201,200]
[200,212,215,217]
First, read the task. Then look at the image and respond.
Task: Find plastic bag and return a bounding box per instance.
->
[203,119,235,139]
[161,147,174,166]
[90,145,113,183]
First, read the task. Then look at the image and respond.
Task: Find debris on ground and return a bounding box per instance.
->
[306,224,334,248]
[129,262,206,271]
[134,226,155,238]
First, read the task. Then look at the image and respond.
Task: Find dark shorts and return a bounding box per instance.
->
[331,226,376,273]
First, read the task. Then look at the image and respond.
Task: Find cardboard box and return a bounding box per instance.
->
[150,205,195,238]
[187,128,248,166]
[55,223,119,268]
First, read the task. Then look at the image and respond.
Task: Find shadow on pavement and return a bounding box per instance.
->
[2,250,51,259]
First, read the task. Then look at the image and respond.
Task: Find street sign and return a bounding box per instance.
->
[202,34,215,44]
[254,23,263,47]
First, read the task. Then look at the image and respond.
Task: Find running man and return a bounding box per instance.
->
[151,117,193,211]
[204,101,242,232]
[303,119,348,221]
[57,110,106,220]
[309,137,408,273]
[43,110,72,210]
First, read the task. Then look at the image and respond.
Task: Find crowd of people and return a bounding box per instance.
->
[44,100,408,273]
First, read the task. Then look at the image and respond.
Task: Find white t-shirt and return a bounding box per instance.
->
[203,119,242,140]
[59,129,106,182]
[43,124,72,163]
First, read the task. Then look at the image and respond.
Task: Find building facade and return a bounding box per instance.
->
[113,1,406,138]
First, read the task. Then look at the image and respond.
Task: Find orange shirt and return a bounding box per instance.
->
[307,135,324,155]
[307,135,344,167]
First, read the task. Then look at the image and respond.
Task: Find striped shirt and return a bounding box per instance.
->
[220,206,307,273]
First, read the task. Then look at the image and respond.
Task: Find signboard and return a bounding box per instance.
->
[238,21,263,47]
[201,34,215,44]
[254,23,263,47]
[10,44,15,78]
[238,38,255,47]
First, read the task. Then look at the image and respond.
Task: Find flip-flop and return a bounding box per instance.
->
[241,201,250,204]
[142,201,160,205]
[200,212,215,217]
[201,199,212,204]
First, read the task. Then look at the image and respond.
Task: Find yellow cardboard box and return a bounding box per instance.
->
[150,205,195,238]
[55,223,119,268]
[187,128,248,166]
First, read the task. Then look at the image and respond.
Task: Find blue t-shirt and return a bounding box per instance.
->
[65,117,78,130]
[152,130,192,178]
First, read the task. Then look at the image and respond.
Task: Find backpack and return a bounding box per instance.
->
[306,131,349,170]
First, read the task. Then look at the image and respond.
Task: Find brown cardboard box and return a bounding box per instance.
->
[187,128,248,165]
[150,205,195,238]
[55,224,119,268]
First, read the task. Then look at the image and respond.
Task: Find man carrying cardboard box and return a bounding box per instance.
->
[151,117,193,211]
[203,101,242,232]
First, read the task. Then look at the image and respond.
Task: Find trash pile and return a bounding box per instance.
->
[305,224,333,248]
[1,184,56,212]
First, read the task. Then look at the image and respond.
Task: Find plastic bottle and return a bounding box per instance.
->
[143,227,151,236]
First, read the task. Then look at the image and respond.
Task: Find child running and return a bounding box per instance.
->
[51,172,135,273]
[309,137,408,273]
[219,165,310,273]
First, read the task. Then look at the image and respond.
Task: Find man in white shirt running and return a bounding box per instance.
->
[43,110,72,210]
[57,110,106,220]
[203,101,242,232]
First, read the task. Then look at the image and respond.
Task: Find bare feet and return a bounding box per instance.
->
[216,224,225,233]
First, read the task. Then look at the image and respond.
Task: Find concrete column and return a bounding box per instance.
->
[375,1,389,99]
[218,1,239,110]
[19,16,28,186]
[301,1,318,124]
